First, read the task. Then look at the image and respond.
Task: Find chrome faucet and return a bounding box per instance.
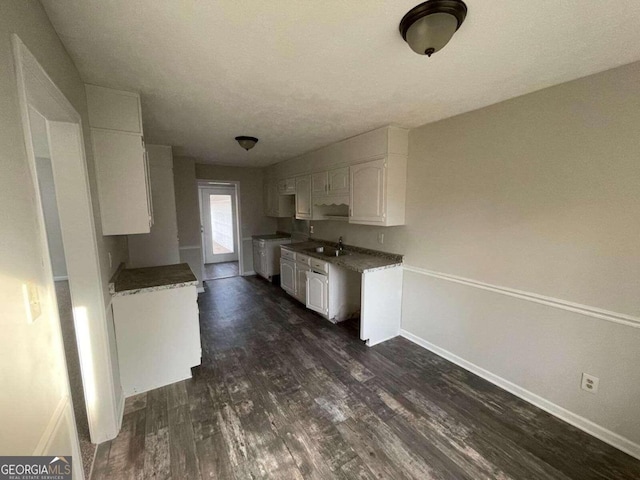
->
[337,236,344,252]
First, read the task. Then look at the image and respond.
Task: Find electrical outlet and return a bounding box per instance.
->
[581,373,599,394]
[378,233,384,244]
[309,225,314,234]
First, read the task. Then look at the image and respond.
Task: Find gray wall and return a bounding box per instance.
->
[173,155,204,287]
[401,62,640,446]
[269,61,640,449]
[195,164,277,273]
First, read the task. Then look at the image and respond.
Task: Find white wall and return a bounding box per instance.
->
[128,145,180,267]
[0,0,127,458]
[195,164,277,273]
[401,62,640,451]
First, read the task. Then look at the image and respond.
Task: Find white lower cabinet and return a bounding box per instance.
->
[306,271,328,315]
[112,285,200,396]
[280,258,296,295]
[295,263,310,304]
[280,247,360,323]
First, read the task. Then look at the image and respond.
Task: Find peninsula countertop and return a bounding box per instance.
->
[281,241,403,273]
[109,263,198,296]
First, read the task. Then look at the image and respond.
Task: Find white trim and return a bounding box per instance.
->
[242,236,253,242]
[179,245,201,250]
[197,286,205,293]
[400,329,640,461]
[13,35,120,444]
[403,265,640,329]
[33,395,68,456]
[242,271,256,276]
[116,389,125,431]
[53,275,69,281]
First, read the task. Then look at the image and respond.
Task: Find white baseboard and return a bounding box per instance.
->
[53,275,69,281]
[197,286,205,293]
[400,329,640,461]
[33,395,69,455]
[242,271,256,276]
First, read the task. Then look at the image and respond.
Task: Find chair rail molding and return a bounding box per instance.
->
[403,265,640,329]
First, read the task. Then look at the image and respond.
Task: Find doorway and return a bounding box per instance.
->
[199,182,242,281]
[29,108,94,472]
[13,35,122,480]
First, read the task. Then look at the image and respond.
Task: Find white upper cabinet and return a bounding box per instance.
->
[328,167,349,195]
[265,179,294,217]
[87,84,152,235]
[295,175,312,219]
[267,126,408,226]
[350,154,406,226]
[312,172,328,196]
[86,84,143,134]
[278,177,296,195]
[350,158,385,224]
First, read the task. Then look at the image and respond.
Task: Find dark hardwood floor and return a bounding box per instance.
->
[204,261,239,281]
[91,275,640,479]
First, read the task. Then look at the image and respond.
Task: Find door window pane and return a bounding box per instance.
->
[209,194,234,254]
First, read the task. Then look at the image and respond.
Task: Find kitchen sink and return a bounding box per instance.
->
[306,247,350,257]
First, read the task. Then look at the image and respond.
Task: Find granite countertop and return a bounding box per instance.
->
[109,263,198,296]
[281,240,403,273]
[252,232,292,241]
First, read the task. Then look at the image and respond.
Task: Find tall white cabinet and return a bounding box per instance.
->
[86,84,153,235]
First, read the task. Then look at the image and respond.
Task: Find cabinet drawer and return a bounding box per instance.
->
[296,253,311,265]
[310,258,329,273]
[281,248,295,261]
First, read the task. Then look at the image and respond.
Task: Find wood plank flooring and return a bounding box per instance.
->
[91,275,640,479]
[204,261,239,280]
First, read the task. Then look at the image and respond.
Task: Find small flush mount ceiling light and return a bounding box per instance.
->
[399,0,467,57]
[235,135,258,151]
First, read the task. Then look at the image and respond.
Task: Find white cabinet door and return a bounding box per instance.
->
[295,263,310,304]
[306,271,328,315]
[127,145,179,267]
[350,158,385,224]
[86,84,143,134]
[253,243,262,276]
[278,177,296,195]
[92,129,151,235]
[312,172,328,196]
[260,250,268,278]
[280,260,296,295]
[295,175,312,219]
[328,167,349,195]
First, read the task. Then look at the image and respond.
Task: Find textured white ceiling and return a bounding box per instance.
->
[42,0,640,166]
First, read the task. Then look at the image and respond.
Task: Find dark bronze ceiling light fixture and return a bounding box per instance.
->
[235,136,258,151]
[399,0,467,57]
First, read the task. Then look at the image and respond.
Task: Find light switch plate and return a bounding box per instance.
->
[23,281,41,323]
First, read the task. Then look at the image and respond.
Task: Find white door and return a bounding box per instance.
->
[306,271,328,315]
[295,263,311,304]
[201,186,239,264]
[296,175,312,219]
[328,167,349,195]
[350,158,385,223]
[280,260,296,295]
